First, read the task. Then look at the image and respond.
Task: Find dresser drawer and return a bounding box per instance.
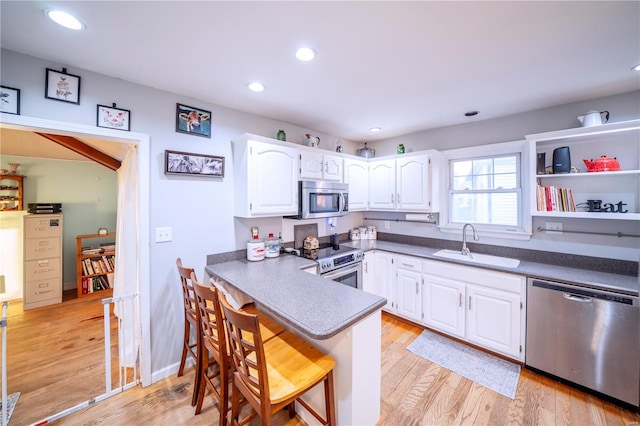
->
[25,258,60,281]
[25,237,61,261]
[25,278,62,303]
[24,216,62,238]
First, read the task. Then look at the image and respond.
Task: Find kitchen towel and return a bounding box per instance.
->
[407,329,520,399]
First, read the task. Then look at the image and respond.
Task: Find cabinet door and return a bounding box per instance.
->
[374,251,394,310]
[361,251,376,294]
[396,156,431,211]
[343,158,369,210]
[422,274,465,338]
[248,142,298,215]
[395,268,422,321]
[322,153,343,182]
[466,284,521,358]
[299,151,324,180]
[369,159,396,210]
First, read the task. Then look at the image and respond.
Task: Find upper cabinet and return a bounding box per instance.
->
[299,149,343,182]
[343,158,369,210]
[233,134,299,217]
[527,120,640,221]
[369,151,441,212]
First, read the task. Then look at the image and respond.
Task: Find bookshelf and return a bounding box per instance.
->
[76,233,116,297]
[0,174,24,211]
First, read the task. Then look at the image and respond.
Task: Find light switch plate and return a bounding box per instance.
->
[155,227,172,243]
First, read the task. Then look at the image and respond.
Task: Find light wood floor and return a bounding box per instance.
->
[48,313,639,425]
[2,290,118,425]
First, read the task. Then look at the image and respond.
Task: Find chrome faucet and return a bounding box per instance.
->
[461,223,479,257]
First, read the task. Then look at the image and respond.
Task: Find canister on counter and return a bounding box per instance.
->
[264,233,280,258]
[359,226,369,240]
[368,225,377,240]
[350,228,360,240]
[247,236,265,261]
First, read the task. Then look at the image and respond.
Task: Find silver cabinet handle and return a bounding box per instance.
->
[391,193,394,203]
[397,193,400,203]
[459,293,462,307]
[400,263,414,268]
[415,282,419,294]
[469,296,472,310]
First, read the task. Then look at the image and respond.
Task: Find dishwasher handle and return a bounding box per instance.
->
[562,292,592,303]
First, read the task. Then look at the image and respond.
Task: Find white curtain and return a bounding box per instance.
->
[114,145,140,367]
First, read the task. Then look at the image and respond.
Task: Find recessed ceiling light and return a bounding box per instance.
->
[465,111,479,117]
[46,9,84,30]
[295,47,317,62]
[632,64,640,71]
[246,82,266,92]
[370,127,382,132]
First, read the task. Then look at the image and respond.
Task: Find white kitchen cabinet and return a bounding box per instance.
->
[299,150,343,182]
[343,158,369,210]
[422,274,465,338]
[368,152,441,212]
[527,119,640,221]
[422,259,525,361]
[368,159,396,210]
[394,260,422,321]
[466,284,521,357]
[233,135,298,217]
[361,250,375,293]
[373,251,394,310]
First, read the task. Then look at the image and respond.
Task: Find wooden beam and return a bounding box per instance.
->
[35,132,121,171]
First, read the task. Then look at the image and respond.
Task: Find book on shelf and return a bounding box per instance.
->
[536,184,577,212]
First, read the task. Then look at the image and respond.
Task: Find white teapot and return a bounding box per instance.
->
[577,110,609,127]
[305,133,320,147]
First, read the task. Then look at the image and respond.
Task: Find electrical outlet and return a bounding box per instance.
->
[545,222,563,234]
[155,227,172,243]
[384,221,390,229]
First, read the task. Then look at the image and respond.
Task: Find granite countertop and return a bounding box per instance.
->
[205,255,386,340]
[347,240,639,296]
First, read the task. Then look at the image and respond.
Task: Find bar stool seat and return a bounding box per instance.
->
[220,294,337,426]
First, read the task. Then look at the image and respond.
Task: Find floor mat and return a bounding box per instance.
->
[0,392,20,424]
[407,329,520,399]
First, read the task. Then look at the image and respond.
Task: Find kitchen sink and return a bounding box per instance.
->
[432,249,520,268]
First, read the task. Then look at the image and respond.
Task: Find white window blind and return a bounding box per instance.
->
[449,154,521,227]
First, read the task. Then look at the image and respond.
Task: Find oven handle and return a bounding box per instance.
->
[321,262,361,281]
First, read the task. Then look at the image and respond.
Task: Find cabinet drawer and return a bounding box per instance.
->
[24,216,62,238]
[424,259,524,293]
[395,255,422,272]
[25,237,60,261]
[25,258,60,281]
[25,277,62,303]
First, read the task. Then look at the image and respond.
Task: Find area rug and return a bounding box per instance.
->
[0,392,20,424]
[407,330,520,399]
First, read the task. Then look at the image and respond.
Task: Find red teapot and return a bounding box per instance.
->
[583,156,621,172]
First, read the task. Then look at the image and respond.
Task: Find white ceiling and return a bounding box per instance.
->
[1,1,639,144]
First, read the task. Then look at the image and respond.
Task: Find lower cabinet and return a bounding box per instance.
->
[362,250,526,361]
[422,259,525,361]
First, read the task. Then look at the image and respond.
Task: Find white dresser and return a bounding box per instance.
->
[23,214,63,309]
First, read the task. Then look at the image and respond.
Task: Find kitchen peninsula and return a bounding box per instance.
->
[205,255,386,426]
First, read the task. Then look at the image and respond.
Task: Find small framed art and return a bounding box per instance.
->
[175,103,211,138]
[45,68,81,104]
[97,104,131,131]
[165,150,224,177]
[0,86,20,115]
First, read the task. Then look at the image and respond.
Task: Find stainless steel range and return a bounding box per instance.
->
[302,244,364,289]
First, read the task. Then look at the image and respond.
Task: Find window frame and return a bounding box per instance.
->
[439,140,532,240]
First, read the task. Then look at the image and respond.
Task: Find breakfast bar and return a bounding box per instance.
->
[205,255,386,426]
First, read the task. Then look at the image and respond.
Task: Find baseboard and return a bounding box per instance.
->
[150,358,195,384]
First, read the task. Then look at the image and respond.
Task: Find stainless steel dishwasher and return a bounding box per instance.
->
[526,277,639,406]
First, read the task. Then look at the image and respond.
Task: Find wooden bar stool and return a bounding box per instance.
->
[176,258,200,406]
[220,294,337,426]
[192,276,231,424]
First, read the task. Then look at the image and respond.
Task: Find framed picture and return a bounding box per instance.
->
[97,104,131,131]
[45,68,81,104]
[0,86,20,115]
[175,103,211,138]
[165,150,224,177]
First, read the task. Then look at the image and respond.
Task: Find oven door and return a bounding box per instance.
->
[321,262,362,289]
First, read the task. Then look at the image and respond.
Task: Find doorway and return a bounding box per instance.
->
[0,114,151,421]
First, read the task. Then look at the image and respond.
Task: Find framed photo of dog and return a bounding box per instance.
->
[176,103,211,138]
[165,150,224,177]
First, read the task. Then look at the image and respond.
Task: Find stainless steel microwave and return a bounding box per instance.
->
[289,180,349,219]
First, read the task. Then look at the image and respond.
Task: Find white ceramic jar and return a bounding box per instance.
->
[350,229,360,240]
[247,239,265,261]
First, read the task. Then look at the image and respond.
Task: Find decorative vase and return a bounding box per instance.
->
[8,163,20,174]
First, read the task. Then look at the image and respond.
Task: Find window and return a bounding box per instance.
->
[449,153,521,227]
